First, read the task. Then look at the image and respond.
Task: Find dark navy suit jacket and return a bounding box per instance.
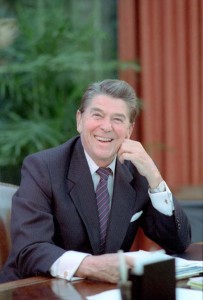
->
[0,136,191,282]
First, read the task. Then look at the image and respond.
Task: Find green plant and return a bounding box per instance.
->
[0,0,140,182]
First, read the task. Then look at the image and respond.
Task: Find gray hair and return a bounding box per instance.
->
[79,79,139,123]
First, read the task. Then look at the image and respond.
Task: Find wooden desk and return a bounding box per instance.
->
[0,243,202,300]
[173,242,203,261]
[174,242,203,289]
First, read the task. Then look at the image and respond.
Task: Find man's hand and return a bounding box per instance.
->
[75,253,134,283]
[118,139,163,189]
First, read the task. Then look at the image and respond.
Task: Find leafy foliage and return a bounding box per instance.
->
[0,0,140,180]
[0,1,94,166]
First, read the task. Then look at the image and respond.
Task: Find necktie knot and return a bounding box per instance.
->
[96,167,112,181]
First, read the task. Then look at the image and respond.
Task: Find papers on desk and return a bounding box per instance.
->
[86,250,203,300]
[86,288,203,300]
[175,258,203,279]
[86,289,121,300]
[125,250,203,279]
[176,288,202,300]
[187,276,203,290]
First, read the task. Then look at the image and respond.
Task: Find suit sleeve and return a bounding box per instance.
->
[140,195,191,254]
[10,154,66,277]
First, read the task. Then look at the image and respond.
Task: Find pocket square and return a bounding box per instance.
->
[130,210,143,222]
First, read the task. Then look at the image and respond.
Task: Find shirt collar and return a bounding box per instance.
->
[84,150,116,176]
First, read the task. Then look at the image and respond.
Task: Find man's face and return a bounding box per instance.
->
[76,94,134,167]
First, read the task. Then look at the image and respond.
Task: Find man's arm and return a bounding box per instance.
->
[118,139,191,253]
[118,139,163,189]
[75,253,134,283]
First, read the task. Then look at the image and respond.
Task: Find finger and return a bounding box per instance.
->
[118,152,135,164]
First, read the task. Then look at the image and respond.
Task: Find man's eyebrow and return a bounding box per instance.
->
[112,113,127,120]
[90,108,127,119]
[90,107,103,113]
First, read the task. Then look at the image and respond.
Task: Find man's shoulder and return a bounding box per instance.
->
[25,135,81,163]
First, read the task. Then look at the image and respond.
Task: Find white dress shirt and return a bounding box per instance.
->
[50,153,174,280]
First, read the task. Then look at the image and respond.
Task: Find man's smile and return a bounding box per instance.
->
[95,136,113,142]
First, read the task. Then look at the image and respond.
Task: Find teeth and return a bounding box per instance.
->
[96,136,112,142]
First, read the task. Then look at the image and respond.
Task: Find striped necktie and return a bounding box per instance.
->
[96,167,112,253]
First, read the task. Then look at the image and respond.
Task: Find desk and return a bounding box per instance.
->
[0,243,202,300]
[173,242,203,261]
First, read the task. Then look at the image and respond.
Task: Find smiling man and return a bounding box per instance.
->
[0,79,191,284]
[76,94,134,167]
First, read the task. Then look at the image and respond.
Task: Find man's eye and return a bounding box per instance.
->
[93,113,102,118]
[113,118,123,123]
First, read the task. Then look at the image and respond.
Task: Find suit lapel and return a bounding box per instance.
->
[105,161,137,253]
[66,139,101,254]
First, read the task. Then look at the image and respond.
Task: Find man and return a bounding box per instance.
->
[0,79,191,283]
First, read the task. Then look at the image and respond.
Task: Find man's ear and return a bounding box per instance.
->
[76,110,82,133]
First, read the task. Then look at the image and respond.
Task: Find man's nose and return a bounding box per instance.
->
[100,118,112,131]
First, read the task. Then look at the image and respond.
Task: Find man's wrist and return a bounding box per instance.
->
[147,169,163,189]
[75,255,94,279]
[150,180,166,193]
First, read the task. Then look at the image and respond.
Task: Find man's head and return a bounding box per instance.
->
[76,79,139,167]
[78,79,139,123]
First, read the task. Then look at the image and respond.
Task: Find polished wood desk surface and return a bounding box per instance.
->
[0,243,202,300]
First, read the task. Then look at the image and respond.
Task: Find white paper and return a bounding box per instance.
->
[86,288,203,300]
[86,289,121,300]
[125,250,203,279]
[176,288,203,300]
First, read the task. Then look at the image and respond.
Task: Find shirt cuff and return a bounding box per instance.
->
[50,251,91,281]
[148,181,174,216]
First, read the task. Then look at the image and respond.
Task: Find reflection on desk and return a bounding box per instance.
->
[173,242,203,261]
[0,243,202,300]
[0,277,114,300]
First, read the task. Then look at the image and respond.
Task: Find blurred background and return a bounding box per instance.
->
[0,0,202,245]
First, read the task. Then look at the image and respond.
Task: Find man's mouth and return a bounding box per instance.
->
[95,136,113,142]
